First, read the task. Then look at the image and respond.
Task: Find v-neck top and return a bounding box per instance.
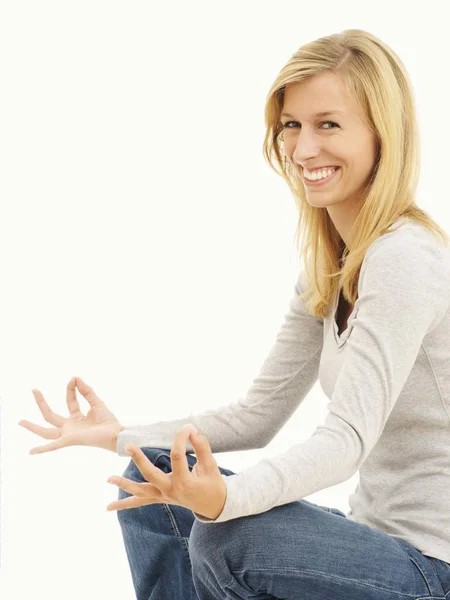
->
[117,216,450,564]
[332,288,357,343]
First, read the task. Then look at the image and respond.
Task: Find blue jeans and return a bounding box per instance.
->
[116,447,450,600]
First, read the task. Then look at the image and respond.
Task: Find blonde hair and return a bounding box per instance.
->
[262,28,449,319]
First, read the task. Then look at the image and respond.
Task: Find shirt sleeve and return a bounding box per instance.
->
[117,268,324,456]
[193,231,450,523]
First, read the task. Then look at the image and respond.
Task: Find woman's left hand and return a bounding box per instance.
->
[105,424,227,521]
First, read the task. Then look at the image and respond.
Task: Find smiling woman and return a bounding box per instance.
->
[19,27,450,600]
[107,28,450,600]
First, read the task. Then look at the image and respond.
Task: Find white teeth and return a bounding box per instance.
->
[304,166,337,181]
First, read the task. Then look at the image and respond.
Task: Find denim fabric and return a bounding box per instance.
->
[116,447,450,600]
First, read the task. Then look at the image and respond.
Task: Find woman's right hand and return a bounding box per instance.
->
[18,376,125,454]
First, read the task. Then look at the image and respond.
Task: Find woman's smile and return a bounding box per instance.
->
[302,166,341,188]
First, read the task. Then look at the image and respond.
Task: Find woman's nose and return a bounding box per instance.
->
[292,135,321,165]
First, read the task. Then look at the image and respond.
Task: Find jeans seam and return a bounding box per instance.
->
[161,503,182,536]
[229,566,438,598]
[161,503,192,566]
[408,555,435,597]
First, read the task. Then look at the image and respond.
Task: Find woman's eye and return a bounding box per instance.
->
[321,121,339,129]
[282,120,339,130]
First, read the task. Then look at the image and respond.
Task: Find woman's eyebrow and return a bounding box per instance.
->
[280,110,345,118]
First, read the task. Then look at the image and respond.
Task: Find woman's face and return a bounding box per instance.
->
[281,72,378,237]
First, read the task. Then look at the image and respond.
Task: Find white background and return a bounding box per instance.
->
[1,1,449,598]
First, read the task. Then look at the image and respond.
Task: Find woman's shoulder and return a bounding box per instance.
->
[365,217,449,263]
[360,218,450,304]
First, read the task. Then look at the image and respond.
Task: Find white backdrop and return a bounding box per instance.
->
[1,1,449,598]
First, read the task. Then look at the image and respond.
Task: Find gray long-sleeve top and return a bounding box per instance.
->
[117,216,450,564]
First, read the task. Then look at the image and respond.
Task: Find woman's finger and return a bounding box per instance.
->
[107,477,162,499]
[74,376,103,408]
[18,420,60,440]
[124,445,170,495]
[66,377,83,416]
[29,437,71,455]
[189,431,216,469]
[106,495,159,512]
[32,389,65,427]
[170,426,194,483]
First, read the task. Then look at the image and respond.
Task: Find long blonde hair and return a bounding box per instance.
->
[262,29,449,319]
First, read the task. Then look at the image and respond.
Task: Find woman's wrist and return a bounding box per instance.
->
[110,425,126,453]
